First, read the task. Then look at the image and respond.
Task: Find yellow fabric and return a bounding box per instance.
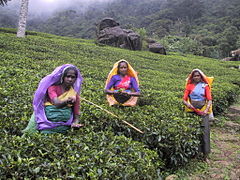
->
[184,69,214,114]
[45,87,77,107]
[105,59,139,106]
[105,59,139,87]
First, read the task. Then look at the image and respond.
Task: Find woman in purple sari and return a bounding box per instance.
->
[22,64,83,134]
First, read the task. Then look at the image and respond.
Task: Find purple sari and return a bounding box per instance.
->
[33,64,83,130]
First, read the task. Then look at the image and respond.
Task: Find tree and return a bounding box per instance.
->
[17,0,29,38]
[0,0,8,6]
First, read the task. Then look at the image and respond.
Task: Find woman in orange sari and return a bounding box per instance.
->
[105,60,140,106]
[183,69,213,159]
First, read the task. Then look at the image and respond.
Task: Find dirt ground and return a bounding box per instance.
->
[190,104,240,180]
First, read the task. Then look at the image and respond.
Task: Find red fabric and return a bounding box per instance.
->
[115,75,131,90]
[47,85,80,115]
[183,83,212,101]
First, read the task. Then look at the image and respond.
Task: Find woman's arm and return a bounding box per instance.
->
[105,89,117,95]
[127,91,140,96]
[127,77,140,96]
[203,85,212,115]
[183,99,194,109]
[48,86,75,108]
[182,85,194,109]
[71,95,84,128]
[203,100,212,114]
[52,97,75,108]
[105,76,117,94]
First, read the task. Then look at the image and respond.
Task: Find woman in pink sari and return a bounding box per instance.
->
[105,60,140,106]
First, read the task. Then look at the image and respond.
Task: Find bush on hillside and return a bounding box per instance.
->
[159,36,204,55]
[0,29,240,176]
[0,130,162,179]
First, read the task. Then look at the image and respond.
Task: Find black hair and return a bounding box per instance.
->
[191,70,203,83]
[63,66,78,78]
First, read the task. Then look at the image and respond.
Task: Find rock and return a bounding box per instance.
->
[98,17,119,31]
[230,171,239,180]
[210,173,225,179]
[148,42,166,54]
[221,57,238,61]
[224,121,240,132]
[145,38,156,44]
[221,57,235,61]
[235,169,240,178]
[96,18,141,50]
[165,174,178,180]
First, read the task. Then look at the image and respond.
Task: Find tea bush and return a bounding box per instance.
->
[0,130,162,179]
[0,28,239,177]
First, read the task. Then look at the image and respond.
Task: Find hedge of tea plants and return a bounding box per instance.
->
[0,129,162,179]
[0,28,240,177]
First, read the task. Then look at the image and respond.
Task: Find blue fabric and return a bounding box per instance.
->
[44,105,72,122]
[114,90,131,93]
[189,82,206,101]
[106,74,140,92]
[40,105,72,134]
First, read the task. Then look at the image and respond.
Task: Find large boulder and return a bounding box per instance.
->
[148,42,166,55]
[97,18,141,50]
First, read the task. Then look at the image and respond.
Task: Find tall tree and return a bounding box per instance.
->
[17,0,29,38]
[0,0,8,6]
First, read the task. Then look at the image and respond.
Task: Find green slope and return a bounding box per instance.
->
[0,28,239,178]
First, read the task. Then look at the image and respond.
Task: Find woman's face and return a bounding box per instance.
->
[63,70,77,87]
[118,62,128,76]
[192,71,202,83]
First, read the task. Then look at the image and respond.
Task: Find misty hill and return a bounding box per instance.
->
[1,28,240,178]
[1,0,240,59]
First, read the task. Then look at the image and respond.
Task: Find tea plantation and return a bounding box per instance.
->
[0,28,239,179]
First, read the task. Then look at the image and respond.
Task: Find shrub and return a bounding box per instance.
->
[0,28,239,176]
[0,130,162,179]
[159,35,204,55]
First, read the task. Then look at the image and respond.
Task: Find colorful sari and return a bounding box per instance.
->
[22,64,83,134]
[183,69,213,155]
[184,69,214,114]
[105,59,140,106]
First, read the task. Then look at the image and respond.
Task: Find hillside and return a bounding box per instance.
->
[0,28,240,178]
[1,0,240,59]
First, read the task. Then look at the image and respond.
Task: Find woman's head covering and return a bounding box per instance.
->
[105,59,139,88]
[186,69,213,88]
[33,64,83,130]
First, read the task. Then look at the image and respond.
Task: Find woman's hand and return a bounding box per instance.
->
[71,116,84,128]
[65,96,76,104]
[120,91,129,95]
[186,103,194,109]
[202,109,208,116]
[71,123,84,128]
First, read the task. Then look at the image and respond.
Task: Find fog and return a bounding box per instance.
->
[3,0,114,17]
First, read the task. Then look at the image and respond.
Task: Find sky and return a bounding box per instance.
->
[4,0,114,16]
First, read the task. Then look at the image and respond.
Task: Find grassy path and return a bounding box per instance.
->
[190,98,240,180]
[167,98,240,180]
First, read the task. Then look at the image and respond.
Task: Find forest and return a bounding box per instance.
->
[0,0,240,59]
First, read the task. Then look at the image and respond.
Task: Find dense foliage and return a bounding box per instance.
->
[1,0,240,58]
[0,28,239,178]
